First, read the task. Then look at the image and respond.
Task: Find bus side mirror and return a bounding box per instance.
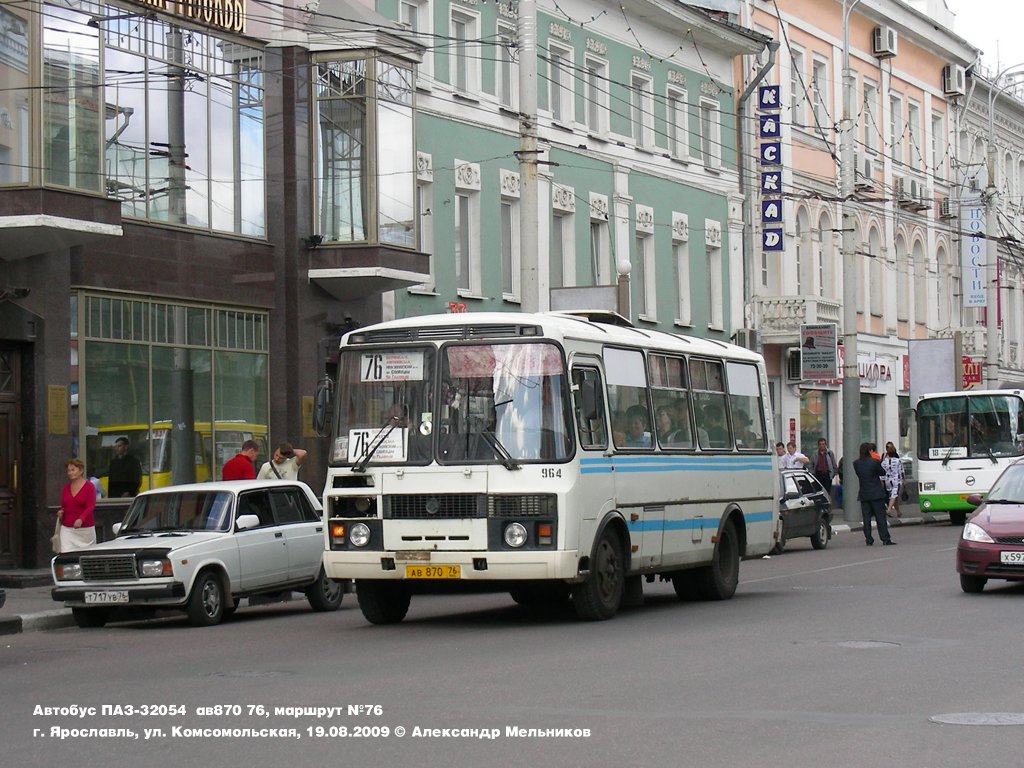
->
[580,379,600,421]
[313,375,334,437]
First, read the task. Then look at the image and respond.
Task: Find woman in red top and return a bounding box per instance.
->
[58,458,97,552]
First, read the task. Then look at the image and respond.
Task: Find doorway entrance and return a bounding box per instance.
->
[0,345,22,567]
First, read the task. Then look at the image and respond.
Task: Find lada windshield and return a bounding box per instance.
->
[120,491,234,533]
[331,342,573,465]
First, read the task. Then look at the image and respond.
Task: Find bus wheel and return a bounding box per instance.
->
[572,529,624,621]
[949,510,968,526]
[670,571,701,601]
[356,580,411,625]
[511,582,571,609]
[694,522,740,601]
[960,574,987,593]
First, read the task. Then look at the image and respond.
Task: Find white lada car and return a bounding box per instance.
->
[52,480,344,628]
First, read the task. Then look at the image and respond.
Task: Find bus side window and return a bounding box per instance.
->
[572,367,608,450]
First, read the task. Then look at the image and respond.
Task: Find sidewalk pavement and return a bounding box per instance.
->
[0,511,953,635]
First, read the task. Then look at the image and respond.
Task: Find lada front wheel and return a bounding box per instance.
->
[307,567,344,612]
[187,571,225,627]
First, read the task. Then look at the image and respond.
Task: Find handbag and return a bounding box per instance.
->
[50,518,62,555]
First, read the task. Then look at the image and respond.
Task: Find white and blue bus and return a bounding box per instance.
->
[916,389,1024,525]
[321,311,778,623]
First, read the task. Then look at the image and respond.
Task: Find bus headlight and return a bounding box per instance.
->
[504,522,528,548]
[350,523,371,548]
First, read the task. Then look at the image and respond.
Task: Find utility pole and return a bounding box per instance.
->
[840,0,862,522]
[517,0,539,313]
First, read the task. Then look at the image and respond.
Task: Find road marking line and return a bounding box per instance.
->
[743,557,899,584]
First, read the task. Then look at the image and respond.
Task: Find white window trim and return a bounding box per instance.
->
[450,8,481,98]
[400,0,433,88]
[698,98,721,170]
[789,47,805,129]
[455,159,482,297]
[630,73,653,150]
[584,56,609,138]
[500,169,521,301]
[811,57,829,130]
[552,183,577,287]
[548,42,575,126]
[496,21,518,110]
[667,87,690,161]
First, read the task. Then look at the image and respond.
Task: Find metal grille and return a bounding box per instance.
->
[353,324,539,344]
[994,537,1024,545]
[488,495,557,517]
[80,555,137,581]
[386,494,483,519]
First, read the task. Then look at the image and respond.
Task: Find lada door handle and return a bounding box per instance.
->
[275,531,284,538]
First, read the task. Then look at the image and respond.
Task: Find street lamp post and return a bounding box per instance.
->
[840,0,862,522]
[983,64,1024,388]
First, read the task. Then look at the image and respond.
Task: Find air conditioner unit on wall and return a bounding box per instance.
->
[855,154,875,190]
[939,198,957,219]
[873,25,898,58]
[894,176,912,204]
[786,348,802,381]
[942,64,967,96]
[734,328,760,351]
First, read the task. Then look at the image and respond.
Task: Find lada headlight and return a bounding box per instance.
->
[139,558,173,577]
[55,562,82,580]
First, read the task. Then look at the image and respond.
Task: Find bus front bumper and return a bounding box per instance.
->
[323,550,582,582]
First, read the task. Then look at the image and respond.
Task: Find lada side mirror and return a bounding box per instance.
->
[235,513,261,530]
[112,522,122,535]
[965,494,983,507]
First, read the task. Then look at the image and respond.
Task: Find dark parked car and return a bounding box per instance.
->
[957,460,1024,593]
[772,469,832,554]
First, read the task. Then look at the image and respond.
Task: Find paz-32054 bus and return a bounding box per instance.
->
[321,311,778,623]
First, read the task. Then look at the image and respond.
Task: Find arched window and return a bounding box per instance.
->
[936,246,949,329]
[913,239,928,327]
[817,211,834,298]
[868,226,883,317]
[794,207,810,295]
[896,234,908,322]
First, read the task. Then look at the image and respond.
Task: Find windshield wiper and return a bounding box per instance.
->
[480,430,521,471]
[353,410,404,473]
[942,444,957,466]
[982,446,998,464]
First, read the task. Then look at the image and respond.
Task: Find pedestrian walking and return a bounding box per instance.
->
[58,458,97,553]
[812,438,838,495]
[881,441,906,521]
[854,442,895,546]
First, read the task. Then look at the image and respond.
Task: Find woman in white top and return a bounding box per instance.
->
[880,441,905,519]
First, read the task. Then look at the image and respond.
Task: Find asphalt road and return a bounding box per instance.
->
[2,522,1022,768]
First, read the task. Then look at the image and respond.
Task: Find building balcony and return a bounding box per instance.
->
[751,295,842,345]
[307,243,430,301]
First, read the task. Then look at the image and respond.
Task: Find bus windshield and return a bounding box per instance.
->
[331,342,574,466]
[918,394,1024,460]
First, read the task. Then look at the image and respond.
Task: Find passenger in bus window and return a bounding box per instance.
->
[655,407,673,441]
[624,405,652,448]
[702,404,728,448]
[666,399,692,446]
